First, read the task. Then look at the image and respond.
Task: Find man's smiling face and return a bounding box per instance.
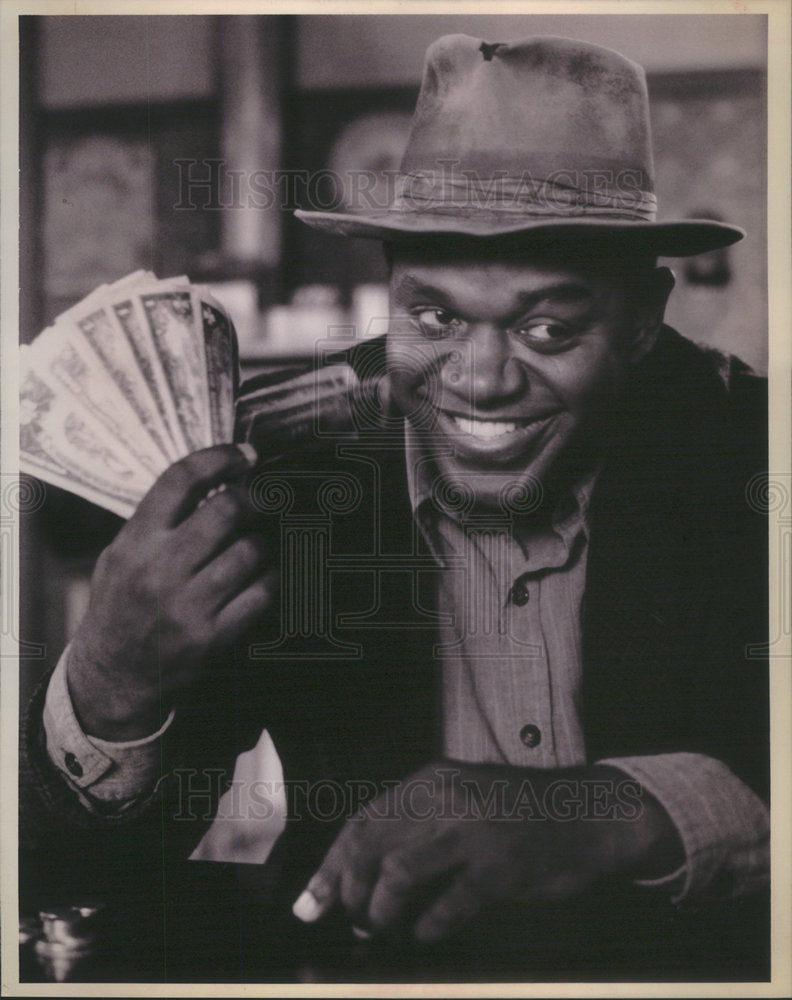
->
[386,243,673,512]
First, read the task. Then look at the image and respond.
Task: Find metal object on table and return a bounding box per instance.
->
[23,903,106,982]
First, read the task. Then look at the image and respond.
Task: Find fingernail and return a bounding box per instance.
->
[351,925,373,941]
[292,890,322,923]
[236,443,258,467]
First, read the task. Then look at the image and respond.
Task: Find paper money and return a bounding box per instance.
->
[28,327,168,479]
[234,364,358,452]
[70,302,177,462]
[20,269,386,521]
[20,362,150,517]
[196,288,238,444]
[21,272,239,518]
[111,294,190,455]
[138,288,212,452]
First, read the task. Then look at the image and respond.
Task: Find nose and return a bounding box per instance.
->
[442,325,527,409]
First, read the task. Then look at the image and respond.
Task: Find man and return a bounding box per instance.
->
[21,34,768,973]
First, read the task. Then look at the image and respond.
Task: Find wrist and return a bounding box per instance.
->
[66,641,169,741]
[592,765,684,881]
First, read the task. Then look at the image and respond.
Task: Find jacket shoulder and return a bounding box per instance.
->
[658,328,766,403]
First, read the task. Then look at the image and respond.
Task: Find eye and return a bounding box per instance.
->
[514,321,576,347]
[414,308,464,339]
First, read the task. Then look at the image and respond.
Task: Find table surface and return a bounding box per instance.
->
[19,857,770,985]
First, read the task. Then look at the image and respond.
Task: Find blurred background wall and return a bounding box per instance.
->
[23,13,767,365]
[18,12,768,703]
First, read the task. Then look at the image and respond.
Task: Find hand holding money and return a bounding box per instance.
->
[21,270,389,519]
[66,444,277,741]
[21,271,388,738]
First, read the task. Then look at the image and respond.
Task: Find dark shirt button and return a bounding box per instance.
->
[64,752,83,778]
[510,578,530,606]
[519,724,541,748]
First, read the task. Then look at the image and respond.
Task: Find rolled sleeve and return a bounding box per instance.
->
[598,752,770,903]
[43,646,174,811]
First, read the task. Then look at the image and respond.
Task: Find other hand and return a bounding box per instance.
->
[293,760,683,944]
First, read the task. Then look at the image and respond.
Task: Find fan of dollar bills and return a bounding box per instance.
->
[20,271,239,519]
[21,270,380,519]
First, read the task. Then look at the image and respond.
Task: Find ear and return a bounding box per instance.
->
[626,266,675,364]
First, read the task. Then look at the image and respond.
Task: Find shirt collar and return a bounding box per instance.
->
[404,419,598,572]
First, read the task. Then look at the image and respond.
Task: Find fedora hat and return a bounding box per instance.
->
[296,34,743,256]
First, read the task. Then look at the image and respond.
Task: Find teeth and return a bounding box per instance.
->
[452,416,520,439]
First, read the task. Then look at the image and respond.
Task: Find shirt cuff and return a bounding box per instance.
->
[43,645,175,810]
[597,753,770,904]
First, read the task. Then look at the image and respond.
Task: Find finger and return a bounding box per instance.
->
[412,871,483,945]
[293,833,350,923]
[175,485,263,571]
[212,569,278,644]
[134,444,257,530]
[367,843,458,934]
[194,535,270,611]
[338,840,381,927]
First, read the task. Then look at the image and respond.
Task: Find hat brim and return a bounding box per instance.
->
[295,209,744,258]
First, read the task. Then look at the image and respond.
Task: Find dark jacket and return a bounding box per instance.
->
[19,327,768,918]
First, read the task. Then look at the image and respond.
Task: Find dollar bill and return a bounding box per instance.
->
[29,326,169,480]
[234,364,358,454]
[138,288,212,452]
[20,360,152,516]
[111,295,190,455]
[22,270,243,519]
[195,287,238,444]
[53,270,154,329]
[68,303,178,463]
[20,451,137,520]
